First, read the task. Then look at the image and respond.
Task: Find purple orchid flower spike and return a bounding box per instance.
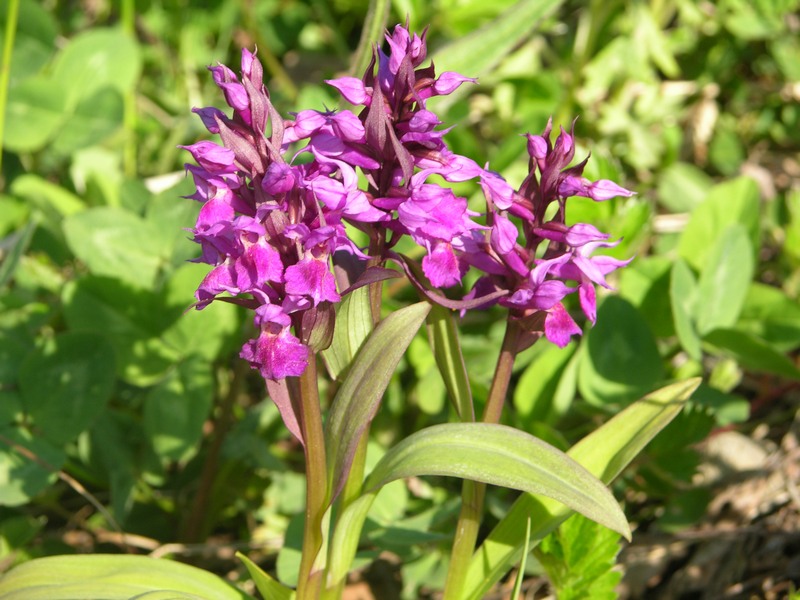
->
[182,48,363,399]
[461,119,635,348]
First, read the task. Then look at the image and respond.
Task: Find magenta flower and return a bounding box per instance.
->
[183,49,355,381]
[464,119,634,347]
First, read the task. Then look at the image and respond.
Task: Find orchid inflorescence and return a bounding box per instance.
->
[180,23,634,383]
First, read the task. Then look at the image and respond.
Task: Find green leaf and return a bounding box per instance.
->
[63,207,166,289]
[537,514,622,600]
[51,28,141,108]
[425,304,474,420]
[0,554,252,599]
[50,87,124,155]
[0,427,65,507]
[144,358,214,463]
[430,0,563,109]
[62,277,181,386]
[695,225,754,335]
[736,282,800,353]
[678,177,760,271]
[18,332,115,445]
[463,378,701,600]
[364,422,631,539]
[0,218,37,288]
[578,297,664,406]
[656,162,714,213]
[236,552,295,600]
[320,286,372,380]
[9,174,85,217]
[325,302,431,500]
[3,77,68,153]
[670,259,702,360]
[704,329,800,380]
[514,344,577,424]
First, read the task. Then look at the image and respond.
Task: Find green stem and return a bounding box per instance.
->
[442,320,521,600]
[0,0,20,177]
[293,358,328,600]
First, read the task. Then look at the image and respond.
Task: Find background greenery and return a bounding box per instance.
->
[1,0,799,597]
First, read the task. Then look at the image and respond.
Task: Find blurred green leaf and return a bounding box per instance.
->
[678,177,760,271]
[695,225,754,335]
[514,344,576,424]
[3,77,67,153]
[0,554,252,599]
[63,207,166,289]
[62,277,180,386]
[9,174,84,217]
[670,259,702,360]
[50,87,124,155]
[144,357,214,463]
[18,332,115,445]
[656,162,714,213]
[737,282,800,353]
[578,297,664,406]
[51,28,142,108]
[704,329,800,380]
[0,427,65,507]
[0,0,57,85]
[430,0,563,109]
[0,218,37,288]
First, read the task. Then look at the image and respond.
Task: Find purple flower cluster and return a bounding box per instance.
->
[182,24,634,381]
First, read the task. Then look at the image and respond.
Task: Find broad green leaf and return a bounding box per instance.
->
[695,225,753,335]
[162,263,240,362]
[656,162,714,213]
[670,259,702,360]
[63,207,166,289]
[88,412,138,522]
[463,378,701,600]
[320,286,372,380]
[0,554,252,599]
[736,282,800,353]
[430,0,563,109]
[9,174,84,217]
[236,552,295,600]
[18,332,115,445]
[618,256,674,338]
[3,77,67,153]
[325,302,431,500]
[425,304,473,420]
[144,358,214,463]
[364,422,631,539]
[62,277,181,385]
[678,177,760,271]
[514,344,576,424]
[578,297,664,406]
[0,427,65,507]
[51,87,124,155]
[704,329,800,380]
[51,28,142,108]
